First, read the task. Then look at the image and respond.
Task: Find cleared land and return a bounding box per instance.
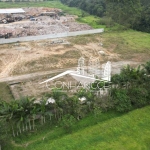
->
[0,31,149,100]
[9,106,150,150]
[0,31,149,79]
[0,2,149,102]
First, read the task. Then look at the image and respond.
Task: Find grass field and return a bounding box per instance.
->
[69,30,150,60]
[8,106,150,150]
[101,30,150,60]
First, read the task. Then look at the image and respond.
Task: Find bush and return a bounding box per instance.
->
[129,88,149,108]
[111,88,132,112]
[98,17,115,27]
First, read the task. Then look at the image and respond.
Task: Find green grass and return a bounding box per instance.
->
[102,30,150,59]
[8,106,150,150]
[76,16,105,29]
[0,82,14,102]
[68,29,150,60]
[69,34,100,45]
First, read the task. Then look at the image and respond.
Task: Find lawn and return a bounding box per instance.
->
[8,106,150,150]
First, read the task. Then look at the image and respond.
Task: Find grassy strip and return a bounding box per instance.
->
[0,82,14,102]
[8,106,150,150]
[8,111,121,150]
[13,106,150,150]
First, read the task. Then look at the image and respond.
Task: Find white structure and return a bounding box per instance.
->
[40,57,111,88]
[77,57,85,75]
[0,8,25,14]
[88,57,100,77]
[101,61,111,81]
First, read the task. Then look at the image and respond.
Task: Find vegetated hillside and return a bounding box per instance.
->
[60,0,150,33]
[11,106,150,150]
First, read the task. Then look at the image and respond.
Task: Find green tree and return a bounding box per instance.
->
[111,88,132,112]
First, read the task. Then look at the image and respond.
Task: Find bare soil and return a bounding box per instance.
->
[0,36,121,78]
[0,35,144,100]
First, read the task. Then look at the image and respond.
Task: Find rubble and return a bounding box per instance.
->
[0,7,92,39]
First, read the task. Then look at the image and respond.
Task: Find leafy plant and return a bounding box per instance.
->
[111,88,132,112]
[60,114,76,133]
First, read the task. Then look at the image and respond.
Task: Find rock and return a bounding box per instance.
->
[99,50,105,55]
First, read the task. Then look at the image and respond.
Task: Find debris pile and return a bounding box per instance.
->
[0,7,92,39]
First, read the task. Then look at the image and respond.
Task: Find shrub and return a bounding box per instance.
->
[98,17,115,27]
[129,88,149,108]
[60,114,76,133]
[111,88,132,112]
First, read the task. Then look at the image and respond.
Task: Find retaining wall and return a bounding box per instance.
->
[0,28,104,44]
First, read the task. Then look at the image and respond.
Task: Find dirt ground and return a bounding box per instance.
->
[0,36,120,78]
[0,33,146,79]
[0,34,146,100]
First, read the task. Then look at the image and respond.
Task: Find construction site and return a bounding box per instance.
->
[0,7,147,101]
[0,7,92,38]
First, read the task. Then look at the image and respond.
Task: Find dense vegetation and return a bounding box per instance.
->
[60,0,150,32]
[0,61,150,149]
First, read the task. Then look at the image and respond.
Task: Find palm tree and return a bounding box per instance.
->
[39,97,48,124]
[17,97,35,132]
[0,100,18,137]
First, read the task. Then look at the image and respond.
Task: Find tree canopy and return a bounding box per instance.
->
[60,0,150,32]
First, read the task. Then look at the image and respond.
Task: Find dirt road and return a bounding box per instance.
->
[0,61,140,83]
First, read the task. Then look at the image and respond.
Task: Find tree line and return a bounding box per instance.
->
[0,61,150,148]
[60,0,150,32]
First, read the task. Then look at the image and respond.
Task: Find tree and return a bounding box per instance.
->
[129,87,148,108]
[106,0,142,28]
[111,88,132,112]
